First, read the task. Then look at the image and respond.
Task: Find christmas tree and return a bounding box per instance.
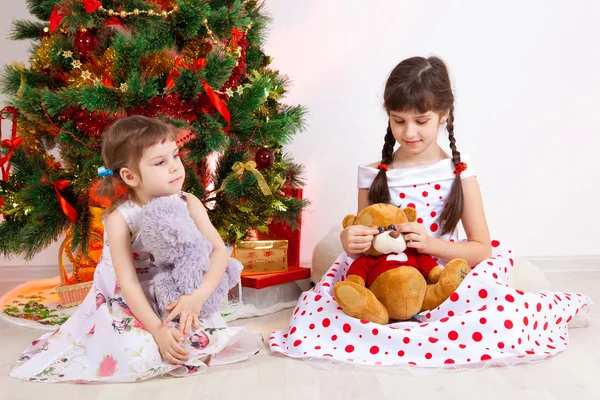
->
[0,0,307,268]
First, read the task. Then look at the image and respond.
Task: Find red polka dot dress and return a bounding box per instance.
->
[268,156,591,369]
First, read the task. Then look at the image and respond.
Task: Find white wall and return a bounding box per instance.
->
[1,0,599,267]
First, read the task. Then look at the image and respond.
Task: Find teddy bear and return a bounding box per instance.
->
[140,196,242,319]
[333,203,471,324]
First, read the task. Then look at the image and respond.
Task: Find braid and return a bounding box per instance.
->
[368,123,395,205]
[382,123,395,165]
[439,106,465,235]
[447,105,461,166]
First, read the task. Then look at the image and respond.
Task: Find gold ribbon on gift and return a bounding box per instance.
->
[214,160,272,196]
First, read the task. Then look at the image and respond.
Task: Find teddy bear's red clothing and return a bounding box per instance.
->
[347,248,439,287]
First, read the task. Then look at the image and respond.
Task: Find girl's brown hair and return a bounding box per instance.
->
[96,115,179,212]
[368,56,463,235]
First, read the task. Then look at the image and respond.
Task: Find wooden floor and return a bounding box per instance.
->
[0,262,597,400]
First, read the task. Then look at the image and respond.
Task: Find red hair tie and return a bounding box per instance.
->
[453,162,467,175]
[378,163,389,171]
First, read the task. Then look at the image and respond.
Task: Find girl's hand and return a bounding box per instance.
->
[398,222,431,254]
[163,293,203,335]
[153,325,189,365]
[340,225,380,255]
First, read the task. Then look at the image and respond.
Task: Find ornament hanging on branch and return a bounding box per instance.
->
[74,29,97,56]
[255,147,274,170]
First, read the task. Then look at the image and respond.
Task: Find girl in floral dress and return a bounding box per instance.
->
[11,116,263,383]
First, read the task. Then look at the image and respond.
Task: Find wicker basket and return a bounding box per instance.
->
[55,232,103,307]
[55,281,93,307]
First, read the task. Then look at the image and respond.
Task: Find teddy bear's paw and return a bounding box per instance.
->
[422,260,470,312]
[441,259,471,287]
[333,282,389,325]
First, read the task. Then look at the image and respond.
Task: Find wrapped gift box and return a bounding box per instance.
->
[240,265,311,309]
[256,188,303,267]
[233,240,288,275]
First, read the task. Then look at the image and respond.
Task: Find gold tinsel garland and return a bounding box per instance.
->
[64,48,115,87]
[29,37,55,72]
[182,38,215,61]
[140,51,177,78]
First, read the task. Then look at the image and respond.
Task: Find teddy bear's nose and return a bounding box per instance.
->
[389,230,400,239]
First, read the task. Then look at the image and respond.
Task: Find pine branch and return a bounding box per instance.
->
[171,0,210,42]
[26,0,61,21]
[204,51,237,88]
[9,20,47,41]
[123,73,159,109]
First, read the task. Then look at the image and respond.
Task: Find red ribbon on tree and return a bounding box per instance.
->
[0,106,19,181]
[166,58,231,133]
[40,177,79,224]
[49,7,66,33]
[50,1,100,33]
[0,137,22,181]
[230,28,244,50]
[82,0,102,13]
[104,17,124,29]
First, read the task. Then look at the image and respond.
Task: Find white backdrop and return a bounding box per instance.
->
[1,0,599,267]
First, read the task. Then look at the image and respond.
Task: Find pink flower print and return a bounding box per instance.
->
[122,306,133,317]
[132,252,140,260]
[88,325,95,335]
[98,355,117,377]
[31,339,40,347]
[133,318,147,331]
[96,293,106,310]
[114,280,120,295]
[189,332,209,350]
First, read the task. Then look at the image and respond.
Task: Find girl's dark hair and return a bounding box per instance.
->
[368,56,463,235]
[96,115,179,213]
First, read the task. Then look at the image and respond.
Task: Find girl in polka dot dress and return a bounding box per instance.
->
[269,56,591,369]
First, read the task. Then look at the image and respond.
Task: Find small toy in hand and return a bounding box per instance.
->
[140,196,242,320]
[333,203,470,324]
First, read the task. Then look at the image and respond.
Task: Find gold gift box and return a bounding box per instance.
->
[233,240,288,275]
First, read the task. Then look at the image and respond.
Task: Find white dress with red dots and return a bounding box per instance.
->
[10,193,263,383]
[268,157,591,369]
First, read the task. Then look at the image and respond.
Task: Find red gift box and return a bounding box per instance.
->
[241,265,310,289]
[256,187,303,267]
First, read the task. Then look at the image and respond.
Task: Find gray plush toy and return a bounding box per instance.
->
[140,195,242,319]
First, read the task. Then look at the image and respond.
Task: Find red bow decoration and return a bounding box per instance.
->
[453,162,468,175]
[0,106,19,181]
[40,177,79,223]
[230,28,244,50]
[104,17,124,29]
[50,1,100,33]
[82,0,102,13]
[166,58,231,133]
[49,6,66,33]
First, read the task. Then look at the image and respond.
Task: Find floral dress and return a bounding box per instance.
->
[11,193,263,383]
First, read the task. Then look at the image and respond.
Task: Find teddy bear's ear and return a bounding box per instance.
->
[342,214,357,228]
[403,207,417,223]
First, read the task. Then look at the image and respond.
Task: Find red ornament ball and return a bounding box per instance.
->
[255,148,275,170]
[74,30,96,55]
[40,28,50,40]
